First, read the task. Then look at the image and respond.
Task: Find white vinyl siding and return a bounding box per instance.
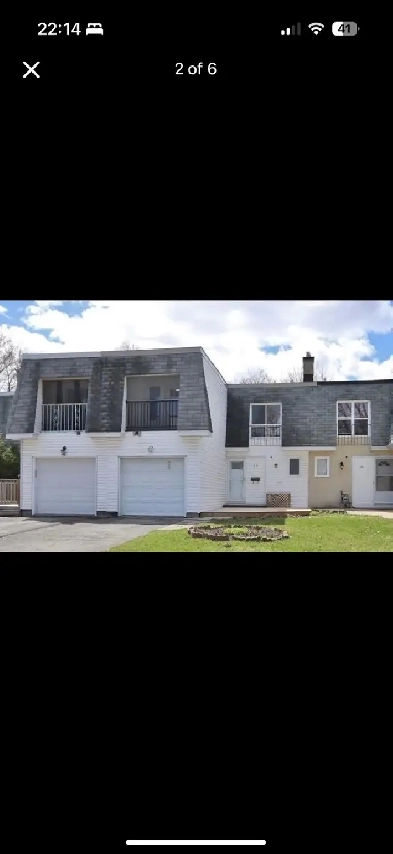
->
[267,450,309,508]
[35,458,96,516]
[199,353,228,511]
[226,449,309,508]
[120,458,184,516]
[20,431,201,515]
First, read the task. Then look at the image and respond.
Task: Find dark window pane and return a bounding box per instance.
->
[354,419,368,435]
[267,404,281,424]
[251,405,265,425]
[354,402,368,418]
[149,387,161,400]
[80,380,89,403]
[42,381,57,404]
[338,419,352,435]
[290,458,300,475]
[376,476,393,492]
[231,462,244,470]
[338,402,351,418]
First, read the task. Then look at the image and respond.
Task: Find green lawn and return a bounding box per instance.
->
[110,514,393,552]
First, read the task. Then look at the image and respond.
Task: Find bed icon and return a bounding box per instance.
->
[86,23,104,35]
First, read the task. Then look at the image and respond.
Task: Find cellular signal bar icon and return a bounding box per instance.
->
[281,23,301,36]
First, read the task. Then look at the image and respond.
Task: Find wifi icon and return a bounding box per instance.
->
[308,22,324,35]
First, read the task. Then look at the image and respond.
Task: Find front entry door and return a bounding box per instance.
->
[229,461,245,502]
[375,458,393,505]
[352,457,374,507]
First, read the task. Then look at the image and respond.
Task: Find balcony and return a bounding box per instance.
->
[41,403,87,432]
[249,424,282,446]
[337,434,371,446]
[126,399,178,431]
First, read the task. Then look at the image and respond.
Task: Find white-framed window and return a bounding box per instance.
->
[249,403,282,438]
[337,401,370,437]
[289,458,300,475]
[315,456,330,477]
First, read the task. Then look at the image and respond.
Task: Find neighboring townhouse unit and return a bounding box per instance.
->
[6,348,227,517]
[6,349,392,516]
[226,354,392,510]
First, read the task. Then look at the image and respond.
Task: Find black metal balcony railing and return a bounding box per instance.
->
[126,399,178,431]
[41,403,87,432]
[250,424,282,446]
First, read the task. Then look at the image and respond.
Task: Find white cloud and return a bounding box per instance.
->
[0,305,7,314]
[1,300,392,382]
[34,301,65,307]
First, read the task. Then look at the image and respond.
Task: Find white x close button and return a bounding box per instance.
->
[23,62,40,78]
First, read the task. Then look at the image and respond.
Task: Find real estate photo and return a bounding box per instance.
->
[0,299,392,552]
[2,349,392,514]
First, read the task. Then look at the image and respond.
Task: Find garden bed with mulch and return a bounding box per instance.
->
[188,524,289,542]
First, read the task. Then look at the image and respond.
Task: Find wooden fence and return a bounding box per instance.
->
[0,479,20,505]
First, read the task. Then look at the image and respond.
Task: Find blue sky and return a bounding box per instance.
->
[0,300,392,382]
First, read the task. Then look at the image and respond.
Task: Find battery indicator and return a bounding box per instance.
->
[332,22,359,36]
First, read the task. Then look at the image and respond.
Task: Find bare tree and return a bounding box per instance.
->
[237,368,275,384]
[284,361,332,382]
[116,342,140,351]
[237,360,333,384]
[0,331,22,391]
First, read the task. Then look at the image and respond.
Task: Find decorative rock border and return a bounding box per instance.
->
[189,525,289,542]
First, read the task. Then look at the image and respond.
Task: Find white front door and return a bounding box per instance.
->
[352,457,374,507]
[229,461,245,503]
[375,458,393,505]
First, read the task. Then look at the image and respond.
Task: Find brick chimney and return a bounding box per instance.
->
[303,352,314,382]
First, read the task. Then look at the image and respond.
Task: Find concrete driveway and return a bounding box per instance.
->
[0,516,185,552]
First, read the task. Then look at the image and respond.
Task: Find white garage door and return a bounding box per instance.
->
[35,458,96,516]
[121,458,184,516]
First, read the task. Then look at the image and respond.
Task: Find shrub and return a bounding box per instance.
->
[0,437,20,479]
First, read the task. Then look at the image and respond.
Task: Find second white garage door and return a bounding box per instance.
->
[120,458,185,516]
[35,458,96,516]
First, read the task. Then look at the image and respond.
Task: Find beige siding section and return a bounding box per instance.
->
[21,430,202,514]
[309,445,393,508]
[200,354,227,511]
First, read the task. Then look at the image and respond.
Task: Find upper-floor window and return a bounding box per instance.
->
[250,403,282,438]
[337,401,370,436]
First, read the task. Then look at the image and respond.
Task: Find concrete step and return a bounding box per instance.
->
[200,507,311,518]
[0,505,20,516]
